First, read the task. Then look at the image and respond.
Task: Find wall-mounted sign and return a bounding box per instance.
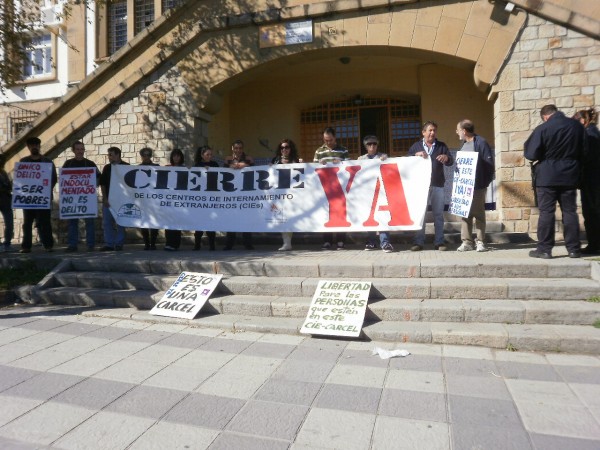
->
[259,20,313,48]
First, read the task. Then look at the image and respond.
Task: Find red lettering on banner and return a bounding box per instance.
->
[315,167,351,227]
[363,164,413,226]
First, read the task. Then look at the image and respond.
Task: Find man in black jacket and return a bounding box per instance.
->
[524,104,584,259]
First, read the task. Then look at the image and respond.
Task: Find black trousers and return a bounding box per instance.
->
[22,209,53,250]
[194,231,216,250]
[141,228,158,246]
[164,230,181,249]
[536,186,580,253]
[226,232,252,247]
[581,182,600,250]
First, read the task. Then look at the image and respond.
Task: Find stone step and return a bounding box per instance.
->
[51,271,600,301]
[78,307,600,354]
[66,257,592,279]
[35,288,600,326]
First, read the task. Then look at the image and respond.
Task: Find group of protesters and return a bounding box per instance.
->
[0,105,597,257]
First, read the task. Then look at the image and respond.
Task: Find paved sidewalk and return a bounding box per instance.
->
[0,305,599,449]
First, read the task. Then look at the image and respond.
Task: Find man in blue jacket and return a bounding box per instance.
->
[455,120,495,252]
[408,121,453,251]
[524,104,583,259]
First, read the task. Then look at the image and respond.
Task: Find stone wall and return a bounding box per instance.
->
[494,14,599,235]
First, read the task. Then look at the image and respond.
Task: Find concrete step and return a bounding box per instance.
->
[50,271,600,301]
[77,307,600,354]
[35,288,600,326]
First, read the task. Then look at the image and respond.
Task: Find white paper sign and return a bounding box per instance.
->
[150,272,223,319]
[449,151,479,218]
[59,168,98,219]
[301,280,372,337]
[12,162,53,209]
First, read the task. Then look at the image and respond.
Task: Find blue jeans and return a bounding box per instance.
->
[0,203,13,247]
[102,205,125,247]
[414,186,445,246]
[366,231,390,246]
[67,218,95,249]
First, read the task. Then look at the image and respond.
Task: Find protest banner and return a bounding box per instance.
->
[12,162,53,209]
[300,280,372,337]
[59,168,98,219]
[109,158,432,232]
[150,272,223,319]
[449,151,479,218]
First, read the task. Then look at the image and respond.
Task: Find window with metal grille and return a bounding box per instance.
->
[135,0,154,34]
[300,97,421,162]
[162,0,183,12]
[22,33,52,78]
[9,108,40,139]
[108,1,127,55]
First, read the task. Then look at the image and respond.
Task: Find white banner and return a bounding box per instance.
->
[59,168,98,219]
[449,151,479,218]
[12,162,53,209]
[109,158,431,232]
[301,280,371,337]
[150,272,223,319]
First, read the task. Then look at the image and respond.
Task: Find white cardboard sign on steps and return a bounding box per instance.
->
[301,280,371,337]
[150,272,223,320]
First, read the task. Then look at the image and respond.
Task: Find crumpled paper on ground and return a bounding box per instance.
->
[372,347,411,359]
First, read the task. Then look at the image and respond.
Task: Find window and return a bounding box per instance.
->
[108,1,127,55]
[9,108,40,139]
[22,33,52,79]
[135,0,154,35]
[162,0,183,12]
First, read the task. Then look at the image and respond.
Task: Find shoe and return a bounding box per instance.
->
[382,243,394,253]
[45,247,54,253]
[144,244,150,251]
[568,251,581,258]
[529,249,552,259]
[435,244,447,251]
[115,245,123,251]
[278,244,292,251]
[457,242,474,252]
[193,244,201,251]
[223,245,233,251]
[245,245,255,250]
[476,241,488,252]
[3,245,13,253]
[65,247,77,253]
[209,245,215,251]
[410,244,423,252]
[164,245,176,251]
[99,246,114,252]
[581,246,600,255]
[150,245,157,251]
[336,241,345,250]
[321,242,331,250]
[364,242,376,251]
[19,248,31,254]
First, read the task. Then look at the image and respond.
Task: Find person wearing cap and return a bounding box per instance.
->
[138,147,160,250]
[19,137,58,253]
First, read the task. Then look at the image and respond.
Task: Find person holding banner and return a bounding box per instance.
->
[19,137,58,253]
[138,148,160,250]
[164,149,186,251]
[63,142,101,252]
[100,147,129,251]
[272,139,300,251]
[0,154,13,252]
[525,105,584,259]
[314,127,349,250]
[408,121,453,252]
[193,146,219,251]
[455,120,495,252]
[223,140,255,251]
[357,135,393,253]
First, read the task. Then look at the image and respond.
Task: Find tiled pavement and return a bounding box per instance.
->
[0,306,599,450]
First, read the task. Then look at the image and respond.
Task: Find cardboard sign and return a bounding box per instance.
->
[149,272,223,319]
[449,151,479,218]
[59,168,98,219]
[301,280,372,337]
[12,162,53,209]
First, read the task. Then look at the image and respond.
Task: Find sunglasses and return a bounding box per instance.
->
[366,142,378,146]
[281,145,290,149]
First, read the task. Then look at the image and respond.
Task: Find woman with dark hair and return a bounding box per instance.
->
[138,147,160,250]
[193,146,219,251]
[272,139,300,251]
[164,149,186,251]
[574,108,600,254]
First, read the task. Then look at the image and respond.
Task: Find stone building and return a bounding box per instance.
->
[0,0,598,243]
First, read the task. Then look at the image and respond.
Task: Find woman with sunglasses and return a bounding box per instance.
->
[272,139,301,251]
[164,148,186,251]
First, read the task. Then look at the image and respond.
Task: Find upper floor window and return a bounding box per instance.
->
[23,33,52,79]
[162,0,184,12]
[134,0,154,35]
[108,1,127,55]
